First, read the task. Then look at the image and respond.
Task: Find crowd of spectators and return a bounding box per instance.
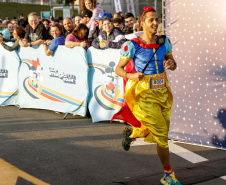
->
[0,0,163,56]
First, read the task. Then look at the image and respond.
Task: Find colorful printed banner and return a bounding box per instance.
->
[126,0,135,17]
[87,47,124,122]
[0,43,20,106]
[18,45,89,116]
[114,0,122,13]
[166,0,226,149]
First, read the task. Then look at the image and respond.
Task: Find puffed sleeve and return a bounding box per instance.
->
[164,37,173,56]
[120,41,135,60]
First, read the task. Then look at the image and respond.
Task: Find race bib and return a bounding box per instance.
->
[150,76,166,90]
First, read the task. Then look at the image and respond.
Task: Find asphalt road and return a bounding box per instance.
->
[0,106,225,185]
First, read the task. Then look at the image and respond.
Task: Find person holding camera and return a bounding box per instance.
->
[114,7,180,185]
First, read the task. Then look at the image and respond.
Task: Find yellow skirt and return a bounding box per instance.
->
[125,71,173,148]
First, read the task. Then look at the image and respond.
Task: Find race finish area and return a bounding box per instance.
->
[0,106,225,185]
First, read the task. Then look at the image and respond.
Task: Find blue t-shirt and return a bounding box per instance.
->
[2,29,10,40]
[0,27,5,34]
[48,35,65,52]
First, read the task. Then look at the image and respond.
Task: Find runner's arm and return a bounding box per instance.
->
[115,58,144,82]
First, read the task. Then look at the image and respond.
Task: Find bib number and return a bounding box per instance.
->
[150,76,166,90]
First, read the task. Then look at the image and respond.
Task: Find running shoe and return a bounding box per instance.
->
[160,172,181,185]
[122,126,133,151]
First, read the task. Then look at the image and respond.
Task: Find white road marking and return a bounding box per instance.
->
[131,139,226,181]
[131,138,154,146]
[168,141,208,163]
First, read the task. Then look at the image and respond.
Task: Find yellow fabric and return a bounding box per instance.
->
[106,32,110,40]
[153,48,159,74]
[165,50,172,56]
[120,56,132,61]
[125,71,173,148]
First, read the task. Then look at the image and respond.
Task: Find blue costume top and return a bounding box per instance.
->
[120,36,172,75]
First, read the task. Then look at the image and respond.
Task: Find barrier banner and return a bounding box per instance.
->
[166,0,226,149]
[18,45,89,116]
[87,47,124,122]
[0,43,20,106]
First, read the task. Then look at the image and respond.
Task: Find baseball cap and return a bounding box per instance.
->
[81,10,93,18]
[98,12,112,20]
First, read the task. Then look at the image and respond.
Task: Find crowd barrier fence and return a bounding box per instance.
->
[1,40,225,149]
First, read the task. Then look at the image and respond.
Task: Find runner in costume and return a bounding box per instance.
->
[114,7,181,185]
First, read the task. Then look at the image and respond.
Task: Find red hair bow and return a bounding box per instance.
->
[143,7,156,12]
[142,7,156,22]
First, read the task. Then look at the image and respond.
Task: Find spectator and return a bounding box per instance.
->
[88,11,111,43]
[0,26,25,52]
[97,12,111,27]
[59,20,63,27]
[8,22,15,39]
[43,24,65,56]
[2,20,7,29]
[62,17,74,38]
[20,12,48,47]
[157,23,164,35]
[11,19,18,28]
[122,12,136,35]
[0,20,5,35]
[41,18,50,31]
[81,10,93,25]
[41,18,52,40]
[92,17,126,49]
[73,15,82,27]
[113,18,123,30]
[19,13,25,27]
[113,13,122,20]
[80,0,103,29]
[2,22,14,39]
[20,13,24,19]
[65,23,90,50]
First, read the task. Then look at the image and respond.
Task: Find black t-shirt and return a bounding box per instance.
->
[62,28,70,38]
[122,26,133,35]
[24,22,48,42]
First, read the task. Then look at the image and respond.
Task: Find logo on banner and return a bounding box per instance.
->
[89,61,124,110]
[20,58,86,107]
[0,69,8,78]
[49,68,76,84]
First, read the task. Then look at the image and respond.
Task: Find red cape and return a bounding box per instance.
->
[111,59,141,127]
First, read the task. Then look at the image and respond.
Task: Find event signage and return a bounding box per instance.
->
[0,43,20,106]
[166,0,226,149]
[87,47,124,122]
[18,45,89,116]
[0,29,225,149]
[114,0,122,13]
[126,0,136,16]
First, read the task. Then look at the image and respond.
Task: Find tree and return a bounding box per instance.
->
[65,0,76,17]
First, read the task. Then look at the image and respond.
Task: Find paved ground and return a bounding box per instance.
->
[0,106,225,185]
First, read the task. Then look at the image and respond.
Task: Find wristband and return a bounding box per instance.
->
[30,42,32,47]
[170,61,177,70]
[125,71,129,79]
